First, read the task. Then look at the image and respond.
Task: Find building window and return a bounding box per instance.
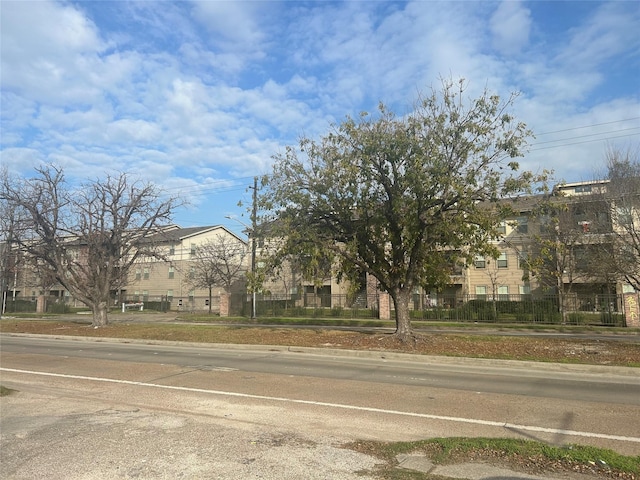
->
[498,285,509,301]
[474,255,486,268]
[518,251,529,270]
[574,247,589,271]
[516,216,528,234]
[617,206,633,226]
[188,289,195,302]
[574,185,592,194]
[168,266,174,279]
[497,252,508,268]
[134,290,140,301]
[190,244,196,257]
[135,269,141,281]
[519,284,531,295]
[475,286,487,300]
[539,215,554,235]
[169,245,175,255]
[167,290,173,301]
[143,267,149,280]
[496,221,506,235]
[142,290,149,302]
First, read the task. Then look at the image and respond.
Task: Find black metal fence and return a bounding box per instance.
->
[1,292,631,327]
[119,291,629,326]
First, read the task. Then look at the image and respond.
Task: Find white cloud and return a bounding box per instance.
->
[559,2,640,71]
[0,0,637,227]
[0,0,107,104]
[489,1,532,56]
[189,0,272,57]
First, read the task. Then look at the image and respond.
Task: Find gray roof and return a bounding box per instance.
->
[147,225,225,243]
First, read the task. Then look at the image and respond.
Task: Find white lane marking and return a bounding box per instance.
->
[2,367,639,444]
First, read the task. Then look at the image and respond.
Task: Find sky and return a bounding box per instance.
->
[1,0,639,236]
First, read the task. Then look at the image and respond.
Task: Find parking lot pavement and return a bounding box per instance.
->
[1,388,380,480]
[2,386,600,480]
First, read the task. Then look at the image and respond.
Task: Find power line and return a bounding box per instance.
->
[530,127,640,146]
[164,119,640,198]
[529,132,639,152]
[533,117,640,136]
[160,175,258,194]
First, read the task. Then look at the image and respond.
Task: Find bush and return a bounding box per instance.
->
[601,311,624,326]
[4,299,36,313]
[466,300,497,322]
[567,312,586,325]
[47,302,72,314]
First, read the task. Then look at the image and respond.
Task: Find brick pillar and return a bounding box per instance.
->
[219,292,230,317]
[379,292,391,320]
[366,273,378,309]
[36,295,46,313]
[623,292,640,327]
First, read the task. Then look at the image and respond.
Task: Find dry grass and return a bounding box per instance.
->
[1,319,639,367]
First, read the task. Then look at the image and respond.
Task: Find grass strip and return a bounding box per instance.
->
[345,437,640,479]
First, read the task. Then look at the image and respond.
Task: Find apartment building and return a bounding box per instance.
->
[3,180,637,317]
[124,225,248,310]
[1,224,249,313]
[248,178,638,311]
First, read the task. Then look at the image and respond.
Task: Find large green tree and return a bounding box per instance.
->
[261,80,547,340]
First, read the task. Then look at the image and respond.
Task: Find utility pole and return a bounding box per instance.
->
[226,177,259,319]
[250,176,258,319]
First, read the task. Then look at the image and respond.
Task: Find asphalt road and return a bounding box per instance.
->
[1,334,640,479]
[2,335,639,405]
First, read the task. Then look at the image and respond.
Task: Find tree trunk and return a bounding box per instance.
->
[392,288,413,342]
[92,301,109,327]
[208,287,213,314]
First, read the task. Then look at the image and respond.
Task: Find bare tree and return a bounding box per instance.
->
[0,192,16,316]
[188,234,248,314]
[0,165,181,326]
[523,194,614,321]
[604,146,640,290]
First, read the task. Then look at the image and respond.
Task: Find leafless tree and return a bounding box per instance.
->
[524,197,605,322]
[0,164,182,326]
[604,146,640,290]
[0,193,22,316]
[188,234,248,314]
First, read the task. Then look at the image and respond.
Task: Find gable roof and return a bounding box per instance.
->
[149,225,247,245]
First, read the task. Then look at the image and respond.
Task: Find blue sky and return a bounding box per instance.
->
[1,1,639,236]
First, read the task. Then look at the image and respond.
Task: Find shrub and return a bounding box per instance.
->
[47,302,72,314]
[567,312,586,325]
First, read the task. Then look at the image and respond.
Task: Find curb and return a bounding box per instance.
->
[2,331,638,378]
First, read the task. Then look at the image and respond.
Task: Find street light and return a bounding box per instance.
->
[225,215,257,319]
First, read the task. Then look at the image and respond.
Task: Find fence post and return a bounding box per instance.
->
[379,292,391,320]
[219,292,230,317]
[36,295,46,313]
[623,292,640,327]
